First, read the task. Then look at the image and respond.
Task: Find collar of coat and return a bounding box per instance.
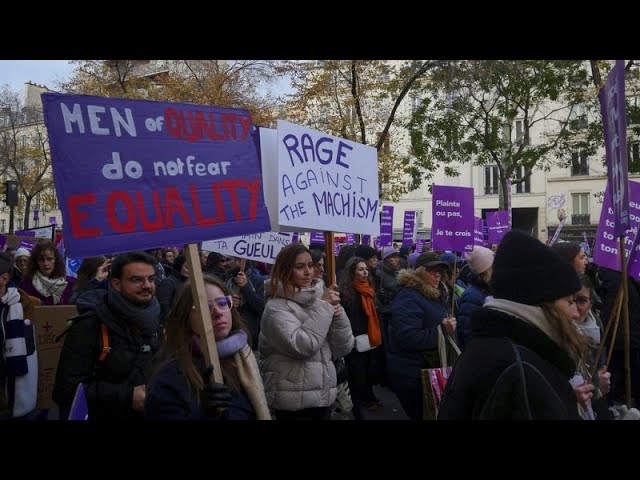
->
[396,269,442,301]
[270,278,325,306]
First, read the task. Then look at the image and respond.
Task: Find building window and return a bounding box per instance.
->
[513,166,531,194]
[571,193,590,225]
[415,209,425,227]
[411,93,424,114]
[570,104,588,130]
[515,120,529,145]
[484,165,499,195]
[629,141,640,173]
[571,151,589,176]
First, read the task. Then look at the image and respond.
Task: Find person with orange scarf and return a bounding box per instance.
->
[339,256,383,419]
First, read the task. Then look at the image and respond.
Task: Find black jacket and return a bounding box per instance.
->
[438,307,580,420]
[52,292,162,421]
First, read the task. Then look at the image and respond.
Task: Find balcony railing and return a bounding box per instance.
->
[572,214,590,225]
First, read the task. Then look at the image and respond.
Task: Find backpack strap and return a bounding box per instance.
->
[97,322,110,362]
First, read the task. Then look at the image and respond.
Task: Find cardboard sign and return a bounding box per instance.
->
[41,93,271,257]
[276,120,380,235]
[34,305,79,410]
[202,231,293,264]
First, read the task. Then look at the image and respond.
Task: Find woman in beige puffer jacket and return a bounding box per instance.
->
[259,244,354,420]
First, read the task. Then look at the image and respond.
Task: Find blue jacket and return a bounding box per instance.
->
[387,269,450,381]
[457,284,489,351]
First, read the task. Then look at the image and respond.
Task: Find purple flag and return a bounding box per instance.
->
[486,210,510,246]
[600,60,629,237]
[41,93,271,258]
[431,185,474,252]
[68,383,89,420]
[597,181,640,277]
[402,211,416,248]
[379,206,394,247]
[474,217,485,246]
[310,231,325,245]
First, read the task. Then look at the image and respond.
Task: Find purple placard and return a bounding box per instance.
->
[68,383,89,420]
[291,232,299,244]
[374,237,380,249]
[600,60,629,237]
[595,181,640,276]
[431,185,474,252]
[0,235,6,251]
[474,217,485,246]
[415,239,425,254]
[402,211,416,248]
[14,230,36,237]
[362,234,371,246]
[486,210,510,246]
[334,240,340,257]
[310,231,325,245]
[379,205,394,247]
[49,216,56,225]
[41,92,271,258]
[507,177,513,228]
[345,233,356,244]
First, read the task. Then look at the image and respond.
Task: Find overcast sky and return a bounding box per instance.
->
[0,60,75,94]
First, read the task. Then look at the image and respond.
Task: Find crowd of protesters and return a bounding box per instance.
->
[0,231,637,421]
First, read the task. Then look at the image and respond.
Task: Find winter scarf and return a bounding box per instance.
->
[32,271,68,305]
[1,287,37,417]
[352,280,382,348]
[107,288,161,338]
[217,330,248,358]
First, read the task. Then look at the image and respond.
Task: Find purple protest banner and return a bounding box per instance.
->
[600,60,629,237]
[41,93,271,258]
[68,383,88,420]
[486,210,510,246]
[379,205,394,247]
[416,239,425,254]
[345,233,356,244]
[291,232,299,244]
[334,240,340,257]
[597,181,640,276]
[49,217,56,225]
[310,231,325,245]
[431,185,474,252]
[0,235,5,251]
[402,211,416,248]
[19,240,36,251]
[362,234,371,246]
[474,217,485,246]
[14,230,36,237]
[374,237,380,249]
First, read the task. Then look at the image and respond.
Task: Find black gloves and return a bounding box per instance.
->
[200,365,232,418]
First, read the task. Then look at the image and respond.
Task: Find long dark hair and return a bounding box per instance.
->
[25,241,65,281]
[73,256,106,292]
[338,256,372,305]
[269,243,311,297]
[162,274,249,393]
[552,242,582,264]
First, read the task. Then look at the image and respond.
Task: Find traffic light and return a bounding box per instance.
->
[5,181,18,207]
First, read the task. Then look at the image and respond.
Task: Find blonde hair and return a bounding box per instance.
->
[541,303,588,364]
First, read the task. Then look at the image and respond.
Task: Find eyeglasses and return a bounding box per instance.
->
[208,295,233,312]
[575,296,591,306]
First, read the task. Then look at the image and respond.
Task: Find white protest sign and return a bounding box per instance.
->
[276,120,380,235]
[258,127,281,231]
[202,231,293,264]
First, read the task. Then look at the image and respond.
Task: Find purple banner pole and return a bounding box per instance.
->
[379,206,394,247]
[431,185,475,252]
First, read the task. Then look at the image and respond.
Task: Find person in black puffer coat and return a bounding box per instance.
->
[439,231,588,420]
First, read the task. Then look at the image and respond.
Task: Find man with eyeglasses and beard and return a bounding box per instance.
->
[53,251,163,421]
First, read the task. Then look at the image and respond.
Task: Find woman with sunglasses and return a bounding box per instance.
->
[145,274,271,420]
[259,243,354,420]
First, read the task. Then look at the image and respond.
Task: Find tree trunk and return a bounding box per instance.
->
[23,196,32,230]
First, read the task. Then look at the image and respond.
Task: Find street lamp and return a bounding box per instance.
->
[4,181,18,234]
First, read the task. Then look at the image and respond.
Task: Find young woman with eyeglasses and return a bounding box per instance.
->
[259,243,354,420]
[145,274,271,420]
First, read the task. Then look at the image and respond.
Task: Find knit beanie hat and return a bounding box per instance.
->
[382,246,399,261]
[15,247,31,259]
[465,246,494,275]
[491,230,581,305]
[355,245,377,261]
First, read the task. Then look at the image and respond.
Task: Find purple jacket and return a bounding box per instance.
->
[18,276,76,306]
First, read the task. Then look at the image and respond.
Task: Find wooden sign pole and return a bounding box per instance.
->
[324,231,336,286]
[185,243,223,384]
[619,237,632,407]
